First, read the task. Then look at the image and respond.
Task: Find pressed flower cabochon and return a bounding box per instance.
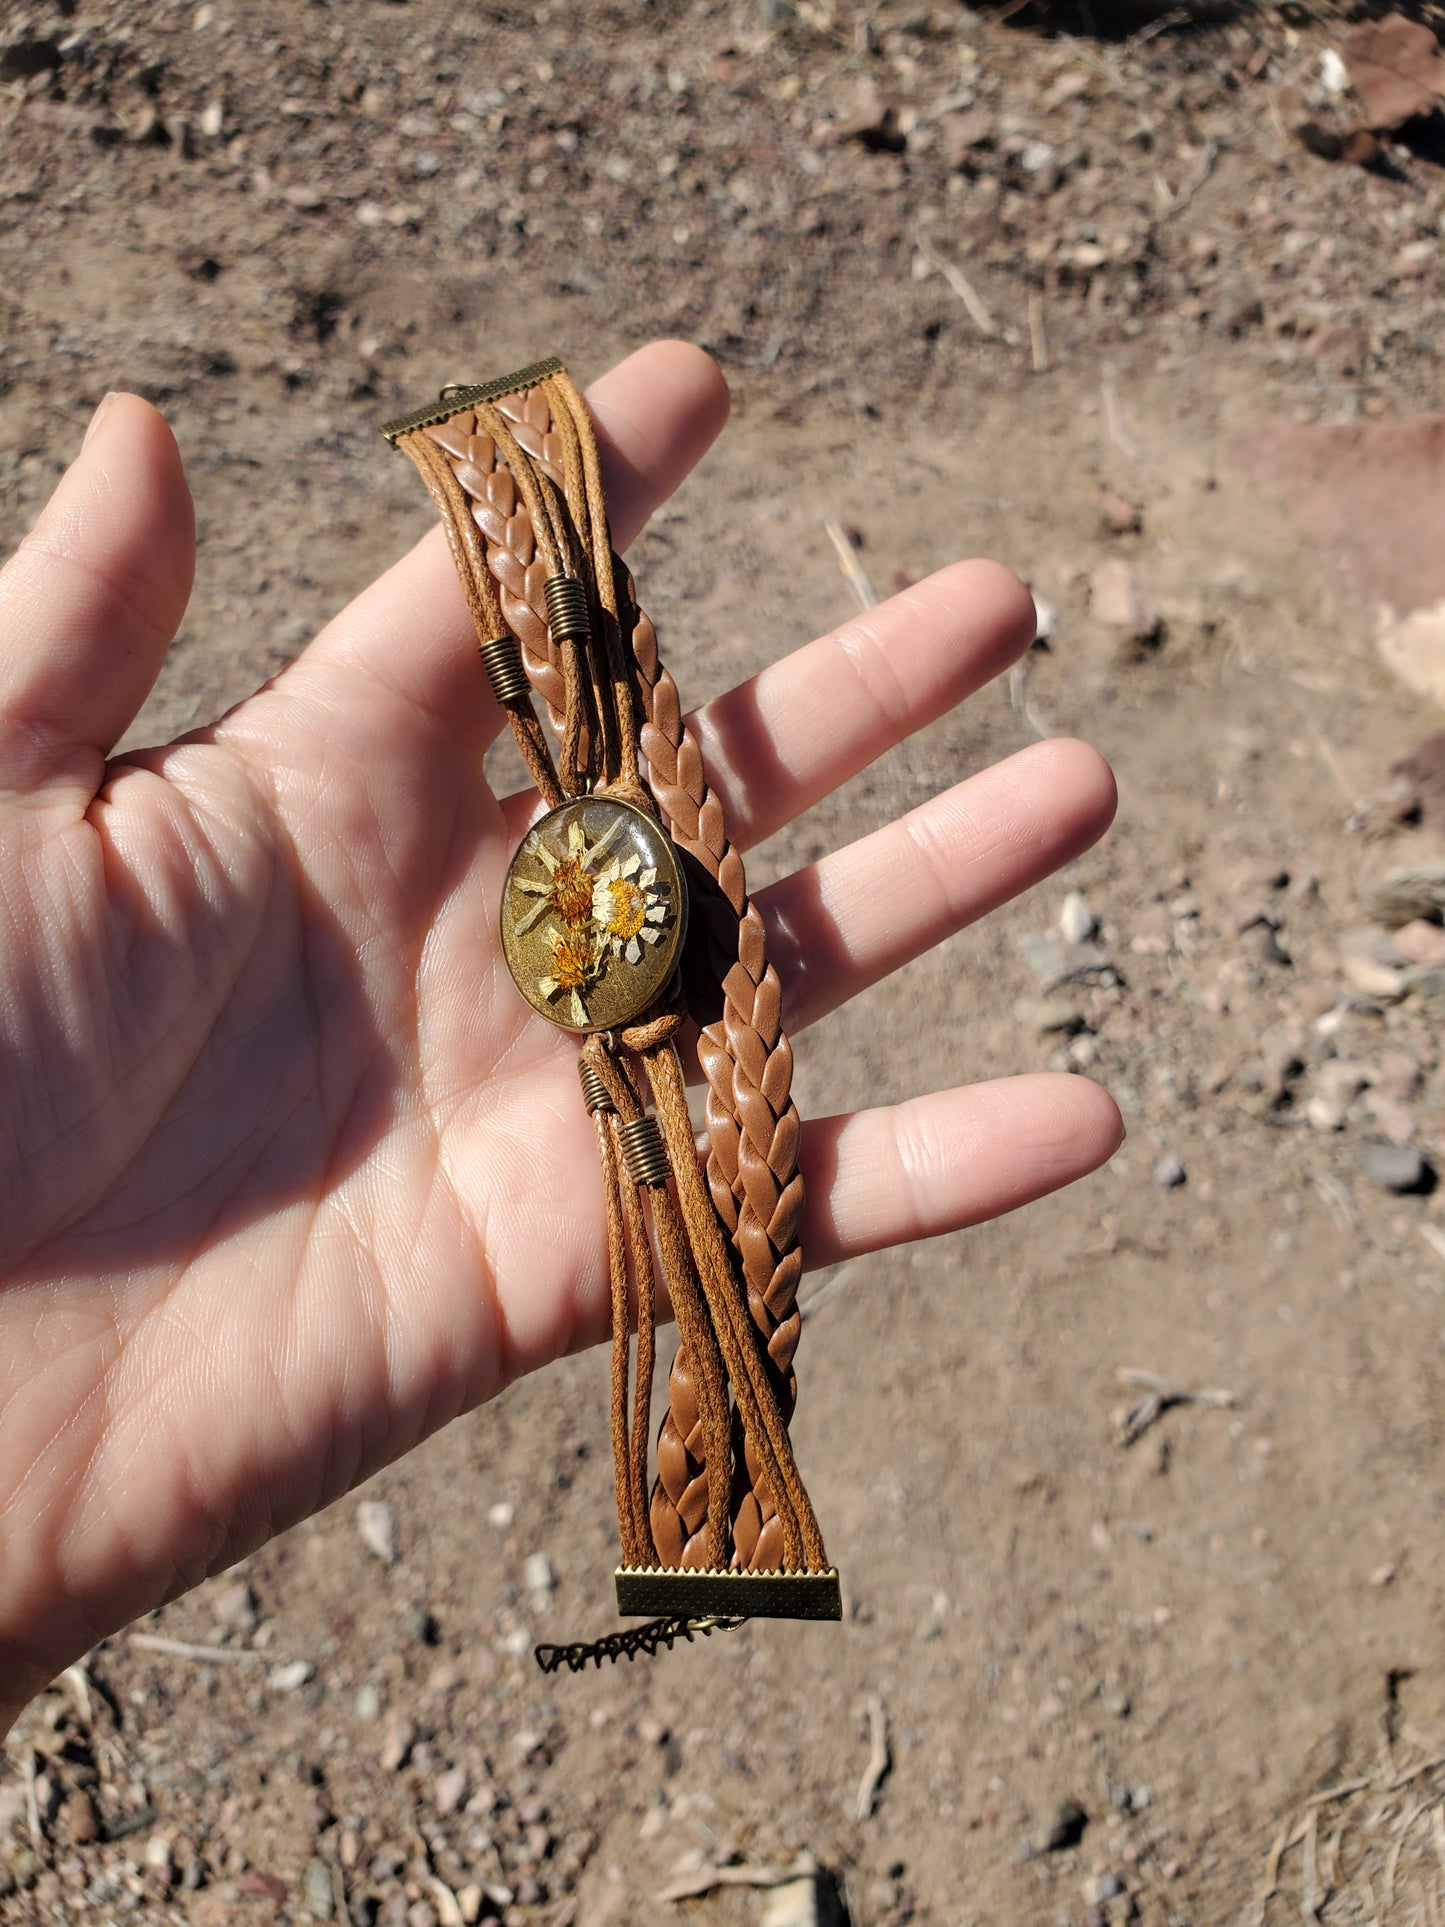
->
[499,797,688,1033]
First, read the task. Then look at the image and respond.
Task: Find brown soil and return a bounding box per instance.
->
[4,2,1445,1924]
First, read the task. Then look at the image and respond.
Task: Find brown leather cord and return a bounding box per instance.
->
[643,1042,825,1571]
[547,372,646,805]
[395,429,563,812]
[616,1117,658,1564]
[582,1034,731,1568]
[471,400,594,797]
[596,1104,642,1568]
[403,367,824,1585]
[615,575,807,1565]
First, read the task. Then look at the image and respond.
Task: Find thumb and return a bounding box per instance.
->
[0,393,195,798]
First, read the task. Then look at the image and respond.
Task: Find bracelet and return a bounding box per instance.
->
[382,360,839,1667]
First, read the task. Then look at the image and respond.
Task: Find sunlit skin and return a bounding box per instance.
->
[0,341,1122,1734]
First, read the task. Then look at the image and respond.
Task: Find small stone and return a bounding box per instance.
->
[457,1887,483,1926]
[1391,920,1445,968]
[304,1857,336,1920]
[1131,1783,1153,1810]
[1096,488,1142,535]
[356,1500,398,1565]
[1103,1692,1131,1719]
[354,1683,382,1722]
[522,1552,554,1594]
[1362,1091,1416,1146]
[268,1659,315,1693]
[59,1790,100,1845]
[1152,1154,1186,1189]
[761,1875,823,1927]
[407,1904,438,1927]
[1038,1799,1088,1852]
[380,1714,416,1772]
[1059,890,1099,944]
[283,183,327,211]
[211,1579,258,1633]
[144,1832,175,1881]
[1369,1562,1396,1587]
[1357,1142,1434,1194]
[1083,1870,1124,1904]
[1090,559,1161,643]
[405,1608,439,1645]
[434,1768,467,1817]
[199,99,224,139]
[487,1501,515,1530]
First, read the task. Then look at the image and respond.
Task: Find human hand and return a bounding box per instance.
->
[0,341,1121,1727]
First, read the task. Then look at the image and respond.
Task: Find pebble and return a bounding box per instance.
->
[1361,1091,1416,1145]
[405,1608,439,1645]
[211,1579,259,1633]
[58,1790,100,1845]
[356,1499,398,1565]
[434,1767,468,1817]
[267,1658,315,1693]
[354,1683,382,1722]
[304,1857,335,1920]
[1103,1691,1131,1719]
[380,1714,416,1772]
[1083,1870,1124,1904]
[456,1886,483,1926]
[144,1832,175,1882]
[522,1552,555,1594]
[1038,1798,1088,1852]
[1059,889,1099,944]
[761,1875,823,1927]
[1357,1142,1434,1194]
[1096,488,1142,535]
[1089,559,1161,643]
[1152,1153,1186,1189]
[487,1501,515,1530]
[1391,919,1445,967]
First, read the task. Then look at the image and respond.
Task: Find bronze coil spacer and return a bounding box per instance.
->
[544,573,592,647]
[618,1115,670,1188]
[578,1058,615,1115]
[478,635,531,706]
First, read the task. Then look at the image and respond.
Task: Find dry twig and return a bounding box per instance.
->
[1028,290,1048,373]
[1114,1367,1239,1446]
[22,1750,43,1854]
[823,517,876,612]
[129,1632,263,1665]
[854,1694,890,1820]
[915,236,998,338]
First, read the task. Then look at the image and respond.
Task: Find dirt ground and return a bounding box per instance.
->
[5,1,1445,1923]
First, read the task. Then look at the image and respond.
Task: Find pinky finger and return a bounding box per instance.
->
[799,1073,1124,1269]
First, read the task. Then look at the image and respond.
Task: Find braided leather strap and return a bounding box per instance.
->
[423,389,804,1565]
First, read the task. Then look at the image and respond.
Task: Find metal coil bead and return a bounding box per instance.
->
[478,635,531,705]
[544,573,592,646]
[577,1058,615,1115]
[618,1115,670,1188]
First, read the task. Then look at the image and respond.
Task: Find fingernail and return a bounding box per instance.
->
[82,392,118,450]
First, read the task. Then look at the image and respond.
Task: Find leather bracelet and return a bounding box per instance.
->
[382,360,839,1667]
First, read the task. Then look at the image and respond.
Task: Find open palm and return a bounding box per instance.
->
[0,342,1121,1725]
